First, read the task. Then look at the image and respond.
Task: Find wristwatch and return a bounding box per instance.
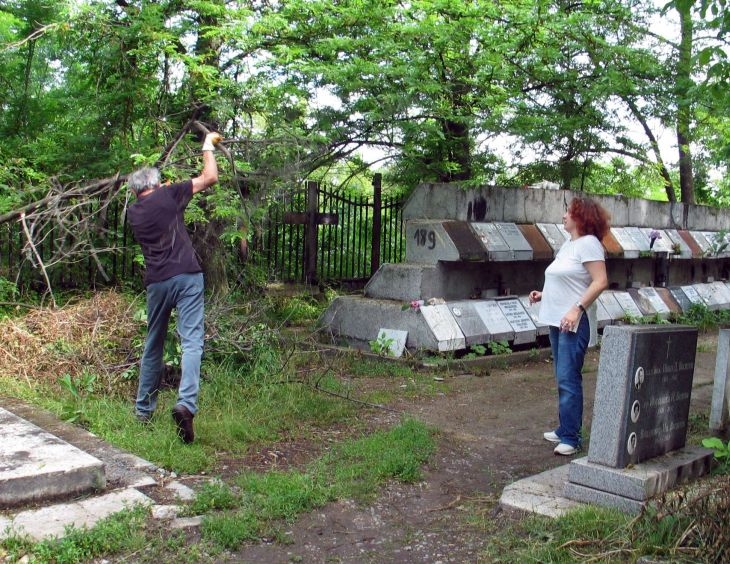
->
[576,301,586,313]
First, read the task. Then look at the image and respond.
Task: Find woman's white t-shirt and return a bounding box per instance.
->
[538,235,605,335]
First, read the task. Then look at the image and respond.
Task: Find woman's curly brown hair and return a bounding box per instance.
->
[569,197,611,240]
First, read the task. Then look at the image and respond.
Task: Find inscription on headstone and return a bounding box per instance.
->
[473,300,514,342]
[519,296,550,336]
[680,285,704,306]
[588,325,698,468]
[471,223,512,261]
[693,283,723,310]
[625,226,651,252]
[495,222,533,260]
[497,298,537,345]
[405,221,460,264]
[610,227,640,259]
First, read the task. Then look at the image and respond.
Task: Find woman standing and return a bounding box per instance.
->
[529,197,610,455]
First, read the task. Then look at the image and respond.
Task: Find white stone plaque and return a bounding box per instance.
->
[497,298,537,345]
[612,291,645,320]
[680,285,705,306]
[624,226,651,252]
[610,228,640,259]
[694,283,724,310]
[641,228,673,254]
[709,281,730,306]
[375,329,408,358]
[473,300,514,342]
[598,292,627,322]
[448,301,490,345]
[536,223,567,254]
[595,297,612,328]
[663,229,692,259]
[419,304,466,352]
[637,287,671,319]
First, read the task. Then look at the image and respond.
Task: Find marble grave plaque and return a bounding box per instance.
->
[595,297,612,328]
[419,304,466,352]
[612,291,645,320]
[497,298,537,345]
[709,281,730,306]
[680,285,705,307]
[610,227,640,259]
[519,296,550,336]
[473,300,514,342]
[668,287,693,313]
[694,283,724,310]
[641,228,673,254]
[637,287,671,319]
[598,292,628,322]
[625,226,651,252]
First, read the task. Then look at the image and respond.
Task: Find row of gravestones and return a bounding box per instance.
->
[406,220,726,264]
[412,282,730,353]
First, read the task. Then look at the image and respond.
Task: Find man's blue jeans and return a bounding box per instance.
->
[135,272,204,418]
[548,314,589,448]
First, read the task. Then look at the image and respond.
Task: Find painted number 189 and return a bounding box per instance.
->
[414,228,436,249]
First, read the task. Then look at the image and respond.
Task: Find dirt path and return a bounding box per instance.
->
[229,337,718,563]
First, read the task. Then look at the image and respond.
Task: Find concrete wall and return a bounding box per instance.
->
[404,184,729,231]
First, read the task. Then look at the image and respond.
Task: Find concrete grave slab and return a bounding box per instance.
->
[641,228,674,254]
[0,408,106,508]
[668,287,693,313]
[680,285,705,307]
[654,287,682,315]
[594,297,612,329]
[677,230,703,258]
[688,231,712,256]
[625,226,652,253]
[627,288,658,317]
[601,230,624,258]
[442,221,487,261]
[405,220,461,264]
[693,283,724,310]
[636,287,671,319]
[710,328,730,432]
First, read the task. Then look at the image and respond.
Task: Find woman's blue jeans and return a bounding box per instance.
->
[135,272,204,418]
[548,314,589,448]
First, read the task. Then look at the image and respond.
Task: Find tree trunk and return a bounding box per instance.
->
[676,0,696,205]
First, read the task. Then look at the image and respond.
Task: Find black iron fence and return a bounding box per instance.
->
[0,176,405,291]
[250,175,406,284]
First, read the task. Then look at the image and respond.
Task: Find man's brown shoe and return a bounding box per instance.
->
[172,405,195,444]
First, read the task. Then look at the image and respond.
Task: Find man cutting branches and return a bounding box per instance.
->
[127,131,223,444]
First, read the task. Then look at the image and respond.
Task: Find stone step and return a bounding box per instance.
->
[0,407,107,508]
[0,487,154,541]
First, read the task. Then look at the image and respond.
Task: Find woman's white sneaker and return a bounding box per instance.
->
[554,443,578,456]
[543,431,560,443]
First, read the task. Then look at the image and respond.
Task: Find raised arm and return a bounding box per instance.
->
[191,132,222,194]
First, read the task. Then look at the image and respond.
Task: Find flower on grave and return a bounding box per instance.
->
[402,299,424,311]
[649,229,661,249]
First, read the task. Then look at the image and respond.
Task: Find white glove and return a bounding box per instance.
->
[202,132,223,151]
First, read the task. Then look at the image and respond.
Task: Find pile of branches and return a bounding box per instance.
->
[0,290,142,395]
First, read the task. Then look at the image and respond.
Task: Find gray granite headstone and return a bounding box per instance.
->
[497,298,537,345]
[495,222,533,261]
[473,300,514,342]
[448,301,490,346]
[419,304,466,352]
[471,223,512,261]
[588,325,698,468]
[668,287,693,313]
[610,227,640,259]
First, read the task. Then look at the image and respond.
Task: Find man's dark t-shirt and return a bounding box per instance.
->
[127,180,202,286]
